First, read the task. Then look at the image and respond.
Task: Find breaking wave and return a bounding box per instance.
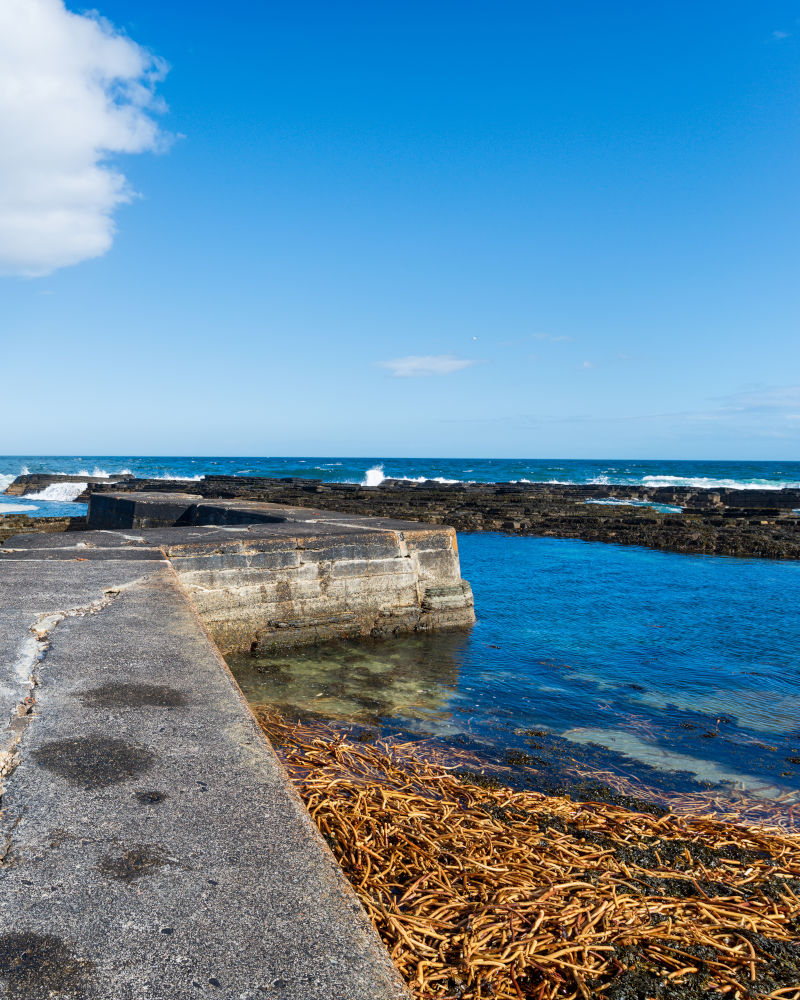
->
[26,482,88,502]
[362,466,386,486]
[76,467,134,478]
[361,466,464,486]
[641,475,800,491]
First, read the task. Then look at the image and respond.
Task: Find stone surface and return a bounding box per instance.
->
[83,476,800,560]
[4,474,130,499]
[0,514,85,544]
[8,471,800,558]
[0,529,410,999]
[82,493,475,654]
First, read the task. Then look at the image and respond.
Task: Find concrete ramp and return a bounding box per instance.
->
[0,532,410,997]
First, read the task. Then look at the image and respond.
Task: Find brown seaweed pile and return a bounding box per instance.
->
[255,709,800,1000]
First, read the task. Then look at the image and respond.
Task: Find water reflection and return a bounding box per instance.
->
[228,631,470,730]
[227,533,800,817]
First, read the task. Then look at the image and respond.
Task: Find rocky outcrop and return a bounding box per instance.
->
[86,476,800,560]
[4,473,131,498]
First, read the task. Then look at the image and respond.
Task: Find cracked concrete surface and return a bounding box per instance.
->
[0,531,409,999]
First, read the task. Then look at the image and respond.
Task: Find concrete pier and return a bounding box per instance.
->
[87,492,475,653]
[0,497,475,999]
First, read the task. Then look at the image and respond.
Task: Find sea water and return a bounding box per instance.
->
[229,533,800,813]
[2,455,800,493]
[2,455,799,811]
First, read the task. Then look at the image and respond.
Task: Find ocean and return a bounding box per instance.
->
[2,455,799,819]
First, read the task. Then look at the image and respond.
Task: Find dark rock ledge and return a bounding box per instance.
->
[5,472,800,559]
[85,475,800,560]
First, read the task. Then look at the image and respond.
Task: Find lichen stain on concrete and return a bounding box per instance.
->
[79,682,187,709]
[32,736,155,789]
[97,844,168,882]
[0,931,94,999]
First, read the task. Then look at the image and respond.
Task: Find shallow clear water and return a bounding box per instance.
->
[229,533,800,809]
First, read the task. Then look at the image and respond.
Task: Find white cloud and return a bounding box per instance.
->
[581,360,595,369]
[377,354,478,377]
[0,0,168,277]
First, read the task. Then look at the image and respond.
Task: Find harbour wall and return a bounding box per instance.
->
[0,507,416,998]
[87,492,475,654]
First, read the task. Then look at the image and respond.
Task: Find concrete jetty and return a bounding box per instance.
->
[0,496,475,998]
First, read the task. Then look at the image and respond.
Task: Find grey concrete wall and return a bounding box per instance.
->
[86,493,475,653]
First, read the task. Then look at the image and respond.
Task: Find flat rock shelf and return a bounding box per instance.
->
[7,472,800,559]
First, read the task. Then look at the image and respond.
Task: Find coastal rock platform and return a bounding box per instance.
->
[0,496,477,998]
[82,475,800,560]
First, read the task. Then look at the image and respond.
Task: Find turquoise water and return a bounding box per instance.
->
[231,533,800,812]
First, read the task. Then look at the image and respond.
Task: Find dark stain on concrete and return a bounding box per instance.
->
[134,789,167,805]
[33,736,155,789]
[97,844,168,882]
[79,682,187,709]
[0,931,94,999]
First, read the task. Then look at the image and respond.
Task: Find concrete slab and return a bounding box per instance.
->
[0,495,479,998]
[0,553,408,999]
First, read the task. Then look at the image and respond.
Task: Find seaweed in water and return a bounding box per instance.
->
[254,708,800,1000]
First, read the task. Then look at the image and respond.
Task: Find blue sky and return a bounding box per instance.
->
[2,1,799,458]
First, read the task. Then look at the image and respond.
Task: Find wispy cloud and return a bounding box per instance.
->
[710,384,800,415]
[581,360,595,369]
[441,384,800,440]
[0,0,169,277]
[377,354,478,377]
[772,29,790,40]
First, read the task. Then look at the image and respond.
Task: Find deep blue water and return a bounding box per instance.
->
[231,533,800,814]
[4,454,798,520]
[2,454,800,494]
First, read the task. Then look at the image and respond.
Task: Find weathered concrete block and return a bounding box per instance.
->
[83,493,475,653]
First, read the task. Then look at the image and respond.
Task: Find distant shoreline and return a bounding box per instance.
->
[3,470,800,560]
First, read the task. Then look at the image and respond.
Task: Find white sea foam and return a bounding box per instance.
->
[26,482,87,502]
[642,475,800,490]
[360,466,465,486]
[0,502,38,513]
[585,498,683,512]
[149,473,204,481]
[414,476,463,483]
[362,466,386,486]
[0,473,15,494]
[510,477,578,484]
